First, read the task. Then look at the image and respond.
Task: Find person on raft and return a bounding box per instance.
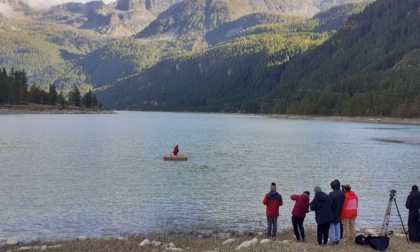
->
[173,145,179,156]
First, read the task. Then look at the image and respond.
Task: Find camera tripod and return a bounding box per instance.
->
[381,190,409,243]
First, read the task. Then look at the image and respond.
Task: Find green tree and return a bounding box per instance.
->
[82,90,93,108]
[48,85,58,105]
[69,86,81,106]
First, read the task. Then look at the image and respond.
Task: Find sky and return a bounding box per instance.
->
[0,0,117,17]
[22,0,117,9]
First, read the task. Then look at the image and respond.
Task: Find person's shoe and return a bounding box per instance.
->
[334,241,339,245]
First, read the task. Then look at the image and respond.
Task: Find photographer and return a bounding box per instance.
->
[406,185,420,242]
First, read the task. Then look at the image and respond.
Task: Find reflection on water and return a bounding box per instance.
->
[373,137,420,145]
[0,112,419,243]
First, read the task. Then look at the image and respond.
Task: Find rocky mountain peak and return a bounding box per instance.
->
[115,0,151,11]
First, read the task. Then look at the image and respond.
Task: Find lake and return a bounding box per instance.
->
[0,111,419,244]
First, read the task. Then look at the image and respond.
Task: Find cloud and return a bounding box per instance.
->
[0,0,117,17]
[20,0,117,10]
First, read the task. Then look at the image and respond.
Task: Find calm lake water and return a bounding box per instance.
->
[1,111,419,244]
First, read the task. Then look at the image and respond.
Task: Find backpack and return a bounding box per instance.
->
[355,234,369,245]
[367,235,390,251]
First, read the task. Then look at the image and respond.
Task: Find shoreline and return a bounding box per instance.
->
[1,228,414,252]
[0,104,116,115]
[1,106,420,126]
[269,114,420,126]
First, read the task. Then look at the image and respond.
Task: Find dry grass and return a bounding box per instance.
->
[2,230,419,252]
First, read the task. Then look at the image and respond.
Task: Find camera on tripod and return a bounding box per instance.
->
[389,189,396,197]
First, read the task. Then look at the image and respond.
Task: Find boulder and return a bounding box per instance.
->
[117,237,128,241]
[260,239,271,244]
[6,237,19,245]
[235,238,258,250]
[139,239,151,246]
[393,233,407,238]
[151,240,162,246]
[222,238,236,245]
[40,245,47,250]
[48,245,62,249]
[365,229,377,235]
[17,247,32,251]
[77,236,87,241]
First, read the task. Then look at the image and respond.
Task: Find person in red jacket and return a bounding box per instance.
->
[341,184,358,242]
[290,191,310,241]
[263,182,283,240]
[173,145,179,156]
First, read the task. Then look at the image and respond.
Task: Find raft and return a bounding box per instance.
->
[164,154,187,161]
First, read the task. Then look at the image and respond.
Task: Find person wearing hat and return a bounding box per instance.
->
[310,186,333,245]
[341,184,358,242]
[406,185,420,242]
[290,191,310,241]
[263,182,283,240]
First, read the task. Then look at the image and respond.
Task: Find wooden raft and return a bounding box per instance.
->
[164,155,188,161]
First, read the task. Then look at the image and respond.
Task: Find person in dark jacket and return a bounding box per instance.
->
[329,179,345,245]
[290,191,310,241]
[263,182,283,240]
[310,186,334,245]
[406,185,420,242]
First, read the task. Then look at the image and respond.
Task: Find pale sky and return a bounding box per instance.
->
[20,0,117,10]
[0,0,117,17]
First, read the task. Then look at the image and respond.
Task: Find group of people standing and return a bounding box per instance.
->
[263,180,420,244]
[263,180,358,245]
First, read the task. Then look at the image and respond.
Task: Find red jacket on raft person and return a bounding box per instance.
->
[173,145,179,156]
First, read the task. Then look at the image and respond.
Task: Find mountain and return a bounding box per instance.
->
[97,3,369,111]
[262,0,420,116]
[1,0,379,114]
[97,0,420,118]
[136,0,370,39]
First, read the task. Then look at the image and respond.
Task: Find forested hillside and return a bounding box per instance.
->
[264,0,420,117]
[97,3,367,111]
[98,0,420,118]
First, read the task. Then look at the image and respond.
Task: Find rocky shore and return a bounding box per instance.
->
[1,228,416,252]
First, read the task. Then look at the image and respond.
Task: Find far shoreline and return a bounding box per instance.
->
[269,114,420,126]
[1,105,420,127]
[0,104,115,115]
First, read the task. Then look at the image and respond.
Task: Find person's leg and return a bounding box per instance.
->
[342,218,350,241]
[349,218,356,241]
[408,216,416,242]
[272,217,278,239]
[416,216,420,242]
[328,223,337,244]
[323,223,331,245]
[297,217,305,241]
[292,216,301,241]
[334,223,341,244]
[267,217,273,238]
[317,225,323,245]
